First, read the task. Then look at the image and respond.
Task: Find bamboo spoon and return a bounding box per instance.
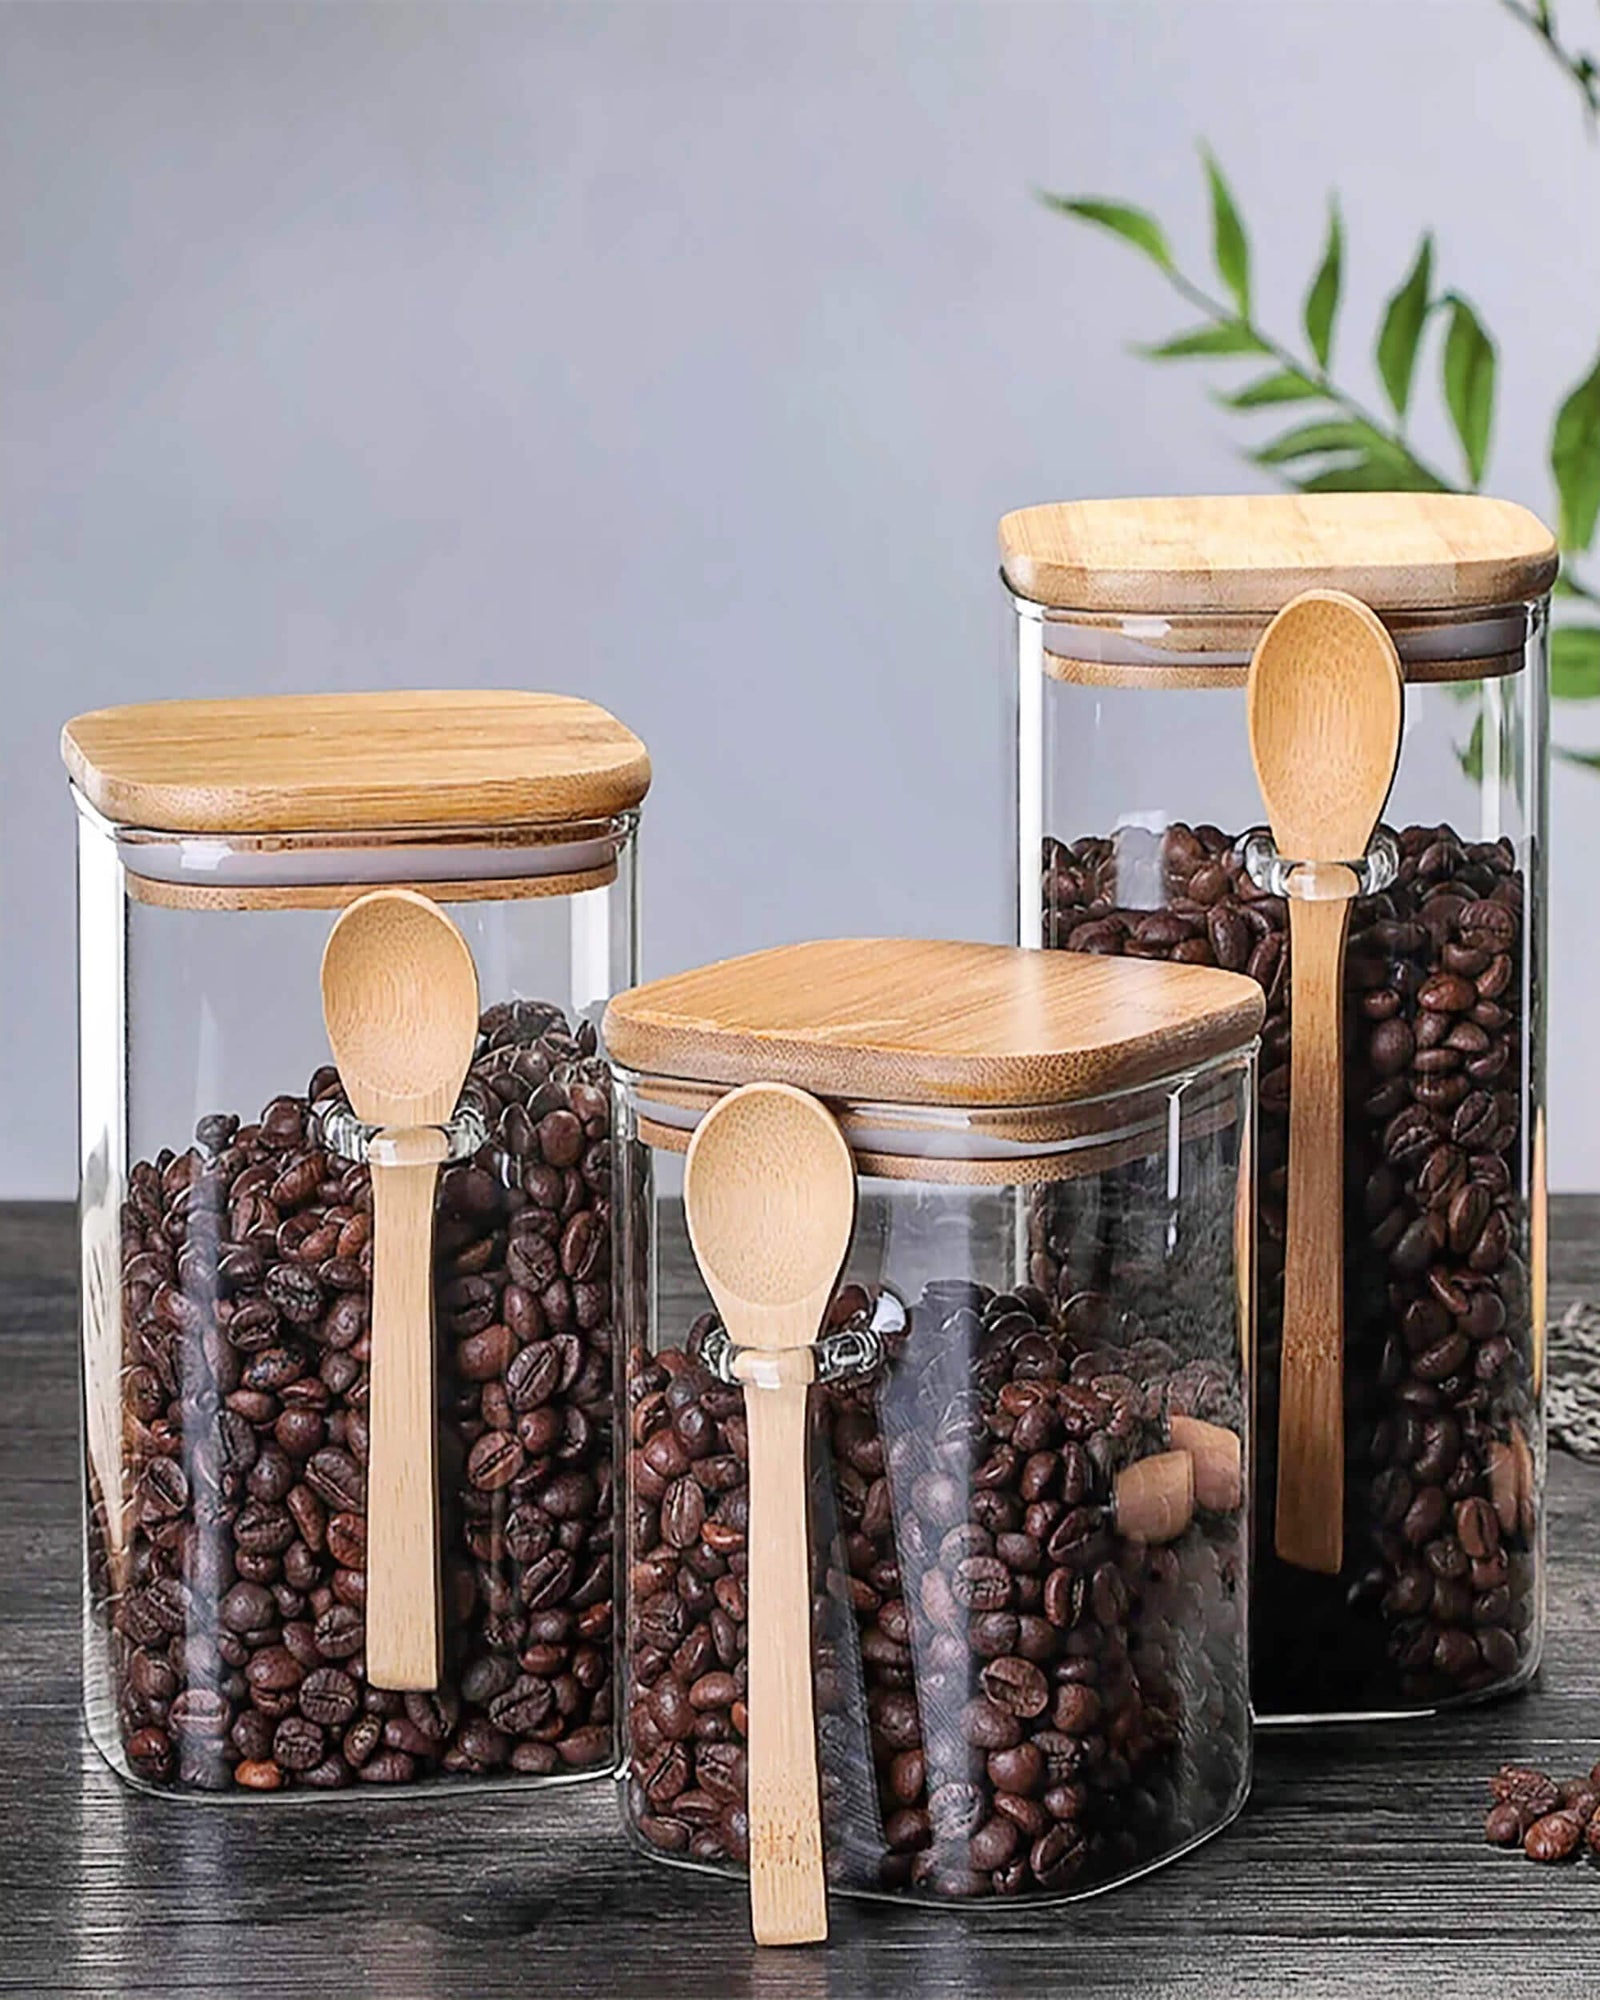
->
[1248,589,1403,1576]
[321,890,480,1689]
[684,1083,857,1947]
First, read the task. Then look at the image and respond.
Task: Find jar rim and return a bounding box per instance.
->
[1007,590,1539,686]
[73,789,637,908]
[615,1045,1255,1185]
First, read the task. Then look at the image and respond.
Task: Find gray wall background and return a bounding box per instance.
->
[5,0,1599,1195]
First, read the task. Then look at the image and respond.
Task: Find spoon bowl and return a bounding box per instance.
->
[1248,589,1403,864]
[686,1083,857,1327]
[321,890,480,1128]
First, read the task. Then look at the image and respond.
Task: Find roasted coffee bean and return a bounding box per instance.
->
[1525,1811,1583,1863]
[626,1278,1247,1901]
[467,1430,525,1493]
[980,1655,1050,1719]
[272,1715,326,1773]
[1491,1764,1561,1816]
[1044,819,1533,1717]
[99,998,615,1792]
[298,1666,360,1728]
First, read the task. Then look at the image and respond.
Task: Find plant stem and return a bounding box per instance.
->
[1500,0,1600,119]
[1160,258,1600,610]
[1158,265,1459,490]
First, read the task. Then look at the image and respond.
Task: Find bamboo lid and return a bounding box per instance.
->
[999,494,1558,616]
[61,690,651,835]
[603,938,1264,1110]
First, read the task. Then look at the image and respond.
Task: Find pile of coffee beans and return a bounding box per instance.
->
[95,998,615,1793]
[1041,820,1537,1714]
[624,1276,1247,1901]
[1485,1763,1600,1864]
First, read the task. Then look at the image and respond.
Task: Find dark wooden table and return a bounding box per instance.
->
[5,1199,1600,1998]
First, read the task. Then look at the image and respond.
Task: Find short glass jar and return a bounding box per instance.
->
[63,690,648,1795]
[605,938,1261,1908]
[1001,493,1555,1721]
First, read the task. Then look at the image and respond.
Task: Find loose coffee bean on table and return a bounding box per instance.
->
[1041,821,1537,1714]
[624,1278,1248,1901]
[1484,1762,1600,1865]
[93,998,616,1793]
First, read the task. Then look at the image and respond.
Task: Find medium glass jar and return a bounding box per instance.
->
[605,938,1261,1909]
[64,690,648,1795]
[1001,493,1555,1721]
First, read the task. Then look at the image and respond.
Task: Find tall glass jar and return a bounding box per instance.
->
[1001,493,1555,1721]
[63,690,647,1795]
[605,938,1261,1912]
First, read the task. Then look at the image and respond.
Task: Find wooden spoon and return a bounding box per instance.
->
[1248,588,1403,1576]
[321,889,479,1689]
[684,1083,857,1947]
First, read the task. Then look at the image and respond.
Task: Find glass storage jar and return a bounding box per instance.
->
[605,938,1262,1913]
[63,690,648,1795]
[1001,493,1556,1721]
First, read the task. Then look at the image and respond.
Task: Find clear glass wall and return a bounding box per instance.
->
[616,1059,1253,1903]
[78,805,637,1794]
[1012,596,1548,1719]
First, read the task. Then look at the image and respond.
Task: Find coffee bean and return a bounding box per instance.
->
[467,1430,525,1492]
[219,1581,276,1633]
[1044,820,1533,1717]
[1525,1811,1583,1863]
[537,1111,584,1169]
[104,1001,619,1791]
[930,1781,987,1839]
[272,1715,326,1773]
[980,1655,1049,1719]
[660,1477,706,1550]
[124,1726,176,1782]
[628,1266,1246,1899]
[951,1556,1012,1612]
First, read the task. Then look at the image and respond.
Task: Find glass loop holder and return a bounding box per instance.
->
[1238,827,1400,903]
[699,1319,886,1392]
[315,1097,490,1169]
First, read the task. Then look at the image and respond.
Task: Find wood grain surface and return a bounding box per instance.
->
[604,938,1265,1111]
[999,492,1559,616]
[1249,592,1404,1575]
[61,690,652,834]
[685,1086,856,1945]
[6,1199,1600,1999]
[322,891,480,1691]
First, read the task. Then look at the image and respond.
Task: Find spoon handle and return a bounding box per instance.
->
[742,1360,828,1944]
[1275,884,1354,1575]
[366,1156,443,1689]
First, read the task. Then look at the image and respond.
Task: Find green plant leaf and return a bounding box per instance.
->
[1202,149,1251,316]
[1257,416,1446,491]
[1038,194,1173,271]
[1303,201,1342,372]
[1376,235,1434,419]
[1440,295,1496,487]
[1139,324,1271,358]
[1557,747,1600,772]
[1551,346,1600,551]
[1293,458,1444,492]
[1254,419,1396,465]
[1551,624,1600,698]
[1458,710,1485,783]
[1219,370,1325,408]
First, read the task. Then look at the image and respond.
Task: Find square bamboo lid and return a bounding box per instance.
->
[999,493,1558,616]
[61,690,651,834]
[603,938,1264,1109]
